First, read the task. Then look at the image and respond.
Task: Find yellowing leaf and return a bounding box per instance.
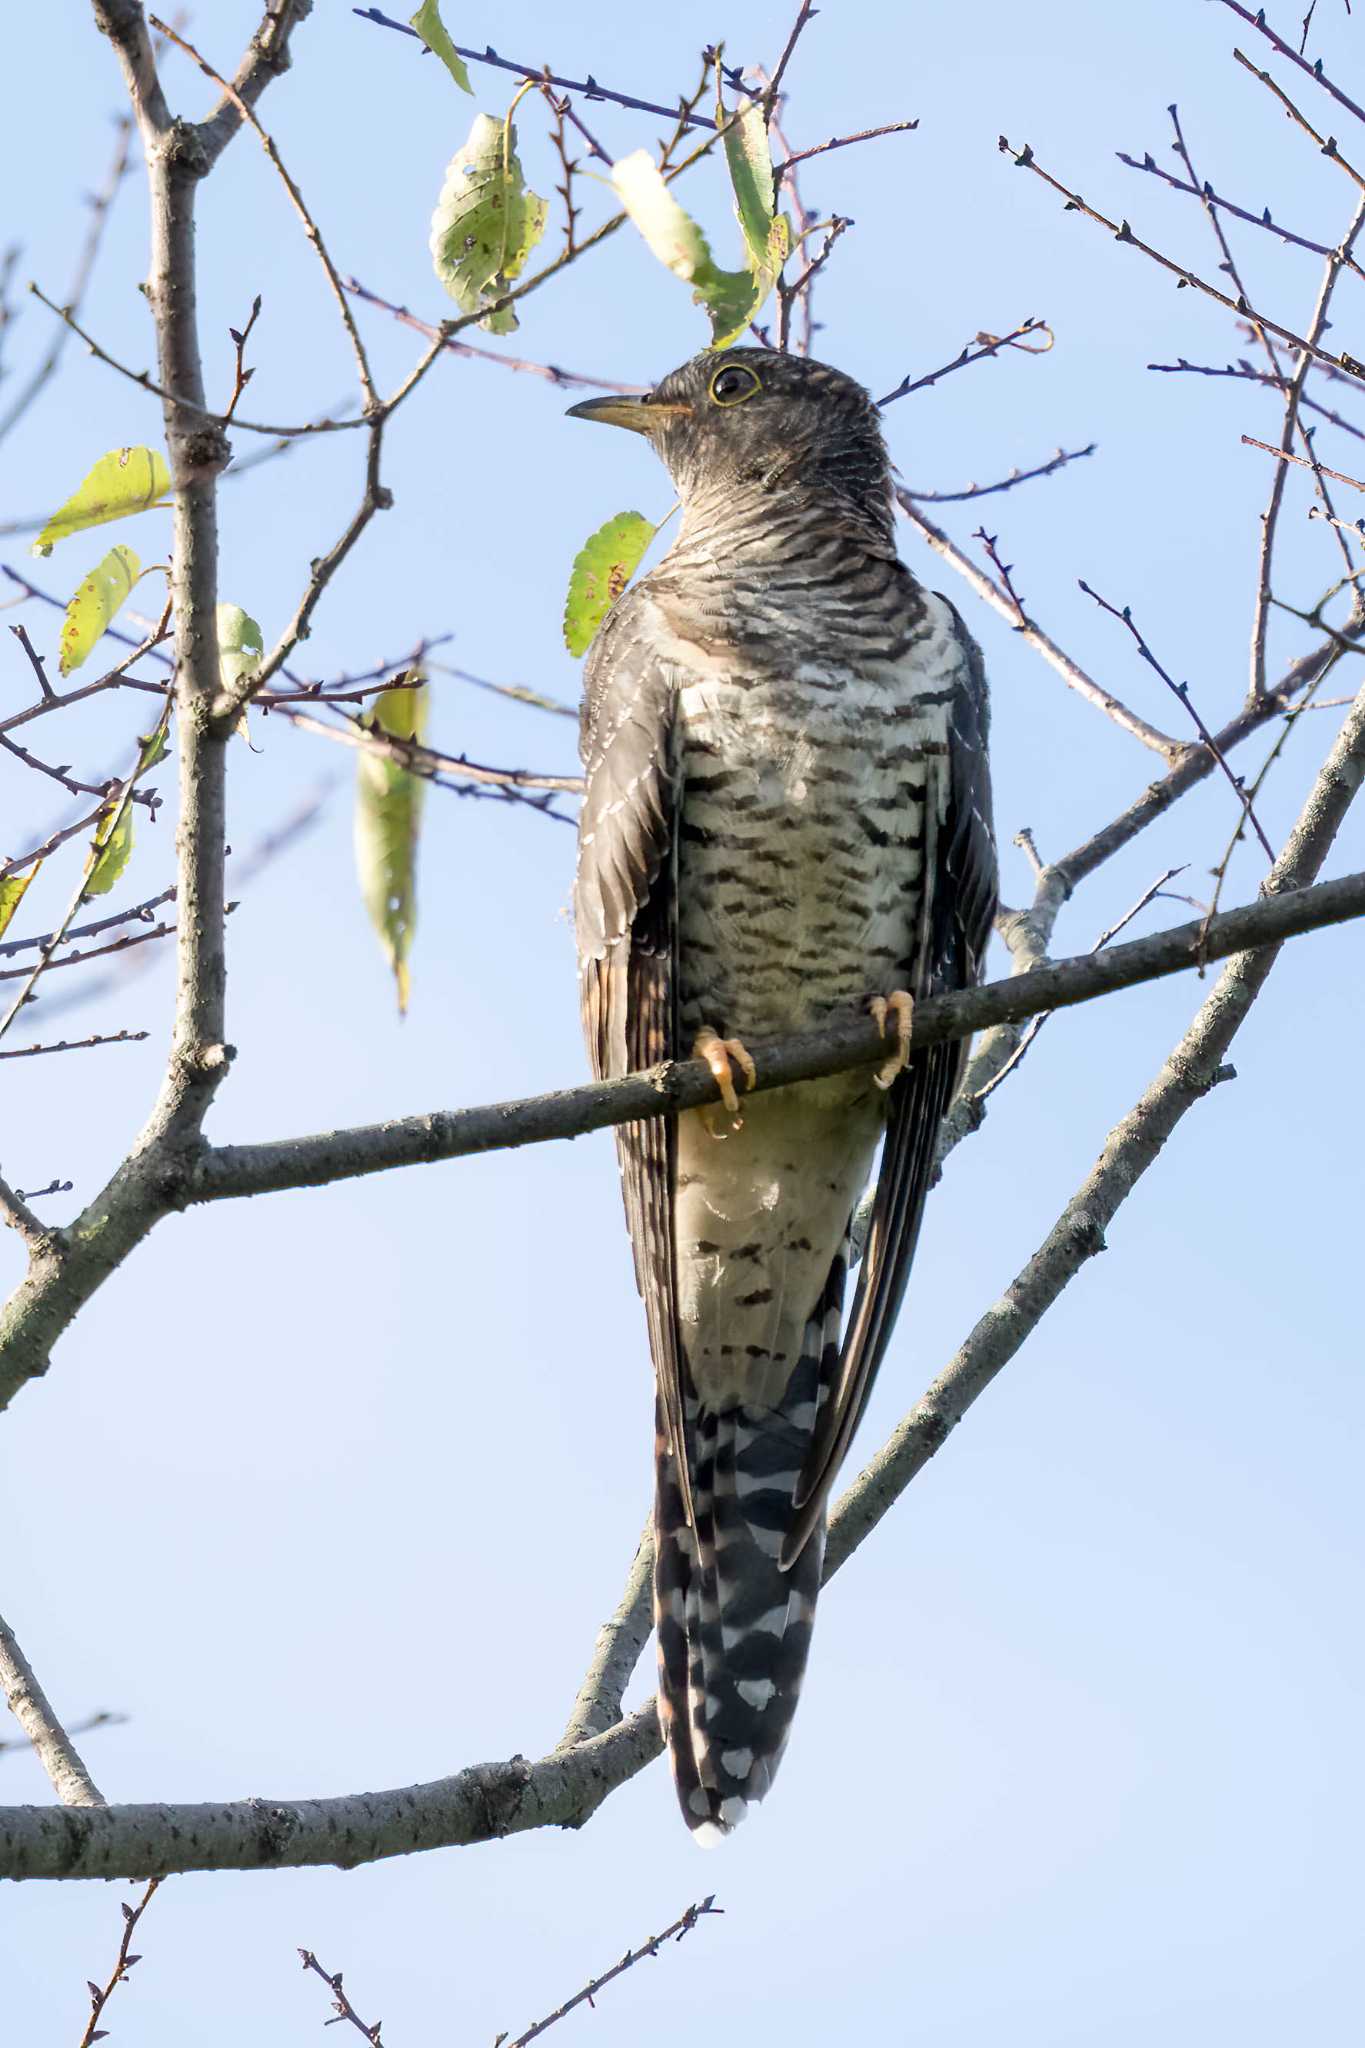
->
[33,447,171,557]
[354,678,429,1013]
[410,0,471,92]
[59,545,141,677]
[563,511,655,656]
[85,803,134,898]
[610,150,766,349]
[429,112,548,334]
[0,867,38,943]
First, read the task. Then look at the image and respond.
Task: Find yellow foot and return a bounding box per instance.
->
[693,1027,757,1136]
[869,991,914,1090]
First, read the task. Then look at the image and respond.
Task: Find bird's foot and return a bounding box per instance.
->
[693,1027,756,1137]
[869,991,914,1090]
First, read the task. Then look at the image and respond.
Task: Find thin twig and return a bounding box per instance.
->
[298,1949,384,2045]
[897,496,1182,756]
[1243,431,1365,492]
[343,278,644,393]
[1117,146,1365,277]
[0,1707,126,1757]
[500,1897,724,2048]
[78,1880,160,2048]
[149,16,379,410]
[1214,2,1365,131]
[1078,580,1276,857]
[0,112,134,446]
[7,871,167,938]
[902,444,1095,504]
[997,136,1365,385]
[0,1029,149,1059]
[351,7,725,129]
[878,318,1052,405]
[775,117,919,175]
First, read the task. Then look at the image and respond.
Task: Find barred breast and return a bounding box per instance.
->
[652,580,968,1412]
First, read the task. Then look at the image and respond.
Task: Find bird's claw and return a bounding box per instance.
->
[693,1027,756,1136]
[870,991,914,1089]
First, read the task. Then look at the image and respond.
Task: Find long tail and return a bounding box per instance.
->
[653,1241,847,1841]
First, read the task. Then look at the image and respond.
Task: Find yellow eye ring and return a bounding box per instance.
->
[709,363,761,407]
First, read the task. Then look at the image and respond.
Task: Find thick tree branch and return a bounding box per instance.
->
[557,1520,654,1749]
[0,1613,104,1807]
[191,867,1365,1203]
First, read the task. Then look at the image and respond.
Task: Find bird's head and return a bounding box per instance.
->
[567,348,893,542]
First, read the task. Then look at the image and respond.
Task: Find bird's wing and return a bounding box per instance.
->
[786,597,998,1560]
[575,592,691,1511]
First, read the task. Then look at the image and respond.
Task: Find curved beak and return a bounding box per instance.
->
[566,393,691,435]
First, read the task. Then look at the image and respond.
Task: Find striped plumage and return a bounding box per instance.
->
[570,349,996,1840]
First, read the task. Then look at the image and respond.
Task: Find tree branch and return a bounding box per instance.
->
[0,1612,104,1806]
[190,868,1365,1205]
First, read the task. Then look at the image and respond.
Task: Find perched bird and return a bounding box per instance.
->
[569,348,996,1841]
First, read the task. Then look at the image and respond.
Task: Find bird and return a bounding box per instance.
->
[568,347,996,1841]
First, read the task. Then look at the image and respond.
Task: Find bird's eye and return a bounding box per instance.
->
[709,363,761,407]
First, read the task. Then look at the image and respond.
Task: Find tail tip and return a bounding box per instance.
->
[686,1791,753,1845]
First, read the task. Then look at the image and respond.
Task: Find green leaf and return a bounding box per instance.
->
[429,112,548,334]
[723,94,779,272]
[216,603,263,693]
[0,867,38,942]
[354,678,429,1013]
[563,511,655,656]
[33,447,171,557]
[610,150,765,349]
[85,802,134,898]
[58,545,141,677]
[410,0,471,92]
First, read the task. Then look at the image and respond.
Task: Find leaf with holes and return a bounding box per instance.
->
[33,447,171,557]
[59,545,141,676]
[429,112,547,334]
[563,511,655,656]
[0,867,38,942]
[610,150,768,349]
[410,0,471,92]
[354,678,428,1013]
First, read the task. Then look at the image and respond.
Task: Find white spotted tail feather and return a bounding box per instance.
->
[653,1241,847,1839]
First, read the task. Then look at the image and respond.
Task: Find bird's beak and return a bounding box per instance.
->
[566,394,692,435]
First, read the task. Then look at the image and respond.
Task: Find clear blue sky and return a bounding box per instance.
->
[3,1,1363,2040]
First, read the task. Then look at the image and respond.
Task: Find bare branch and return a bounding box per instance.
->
[343,277,644,393]
[878,318,1051,405]
[188,868,1365,1209]
[1243,430,1365,492]
[997,136,1365,385]
[0,1030,149,1060]
[77,1878,160,2048]
[0,1610,104,1805]
[901,443,1096,504]
[351,6,725,131]
[1078,579,1277,855]
[149,14,379,410]
[501,1896,723,2048]
[557,1520,654,1748]
[1213,0,1365,131]
[897,496,1183,756]
[298,1949,385,2045]
[0,112,134,447]
[1117,146,1365,277]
